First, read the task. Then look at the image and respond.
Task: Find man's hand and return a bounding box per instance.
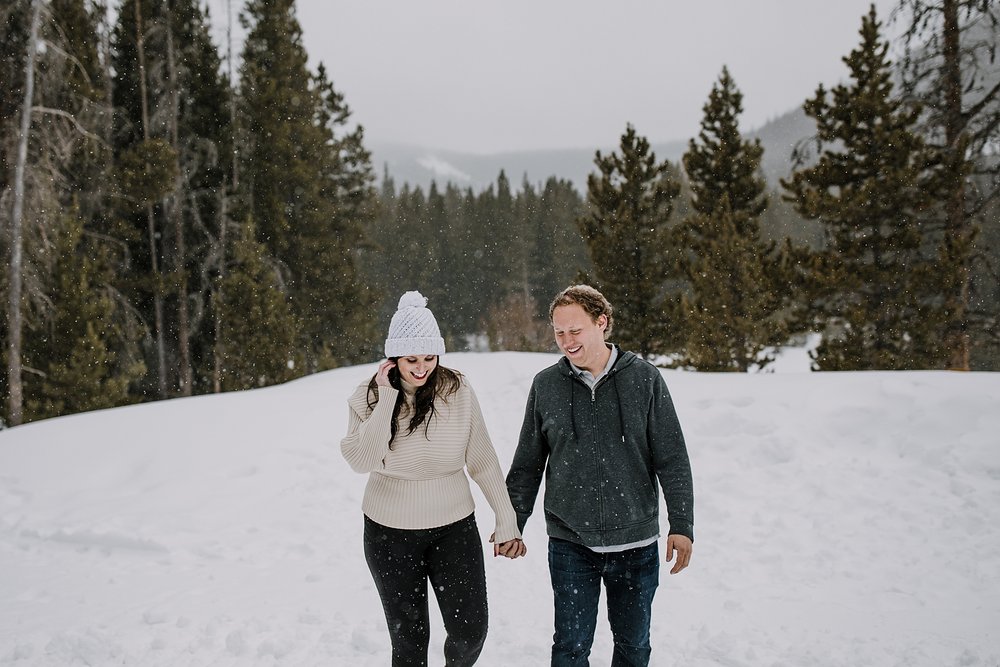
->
[666,534,692,574]
[489,532,527,559]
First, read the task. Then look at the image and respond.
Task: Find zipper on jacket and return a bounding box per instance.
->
[591,370,616,534]
[590,368,617,401]
[591,368,626,534]
[591,384,604,533]
[572,367,619,536]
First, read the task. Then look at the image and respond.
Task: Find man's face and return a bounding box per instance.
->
[551,303,608,374]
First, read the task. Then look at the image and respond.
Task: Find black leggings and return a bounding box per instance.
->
[363,513,488,667]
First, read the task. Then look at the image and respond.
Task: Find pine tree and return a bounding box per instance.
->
[486,170,517,307]
[895,0,999,369]
[23,212,146,421]
[111,0,232,398]
[302,63,378,366]
[358,168,398,330]
[683,66,767,220]
[782,6,949,370]
[48,0,110,215]
[216,219,300,391]
[534,177,589,318]
[393,185,434,287]
[677,67,787,371]
[976,196,1000,368]
[363,173,588,351]
[444,184,485,343]
[511,176,539,313]
[437,182,476,347]
[4,0,120,423]
[0,1,30,134]
[113,0,178,398]
[424,180,460,330]
[503,175,588,340]
[484,293,551,352]
[3,0,42,425]
[237,0,312,258]
[447,171,519,342]
[483,177,550,351]
[579,124,681,356]
[238,0,376,371]
[163,0,232,396]
[681,197,787,371]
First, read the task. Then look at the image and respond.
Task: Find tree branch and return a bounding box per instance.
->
[31,106,106,144]
[962,79,1000,124]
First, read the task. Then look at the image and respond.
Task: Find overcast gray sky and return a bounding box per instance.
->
[212,0,901,154]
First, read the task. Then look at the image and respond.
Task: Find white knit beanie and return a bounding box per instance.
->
[384,291,446,358]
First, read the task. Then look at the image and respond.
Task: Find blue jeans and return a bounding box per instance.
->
[548,537,659,667]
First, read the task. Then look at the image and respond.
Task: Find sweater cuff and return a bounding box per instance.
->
[668,519,694,543]
[493,520,521,545]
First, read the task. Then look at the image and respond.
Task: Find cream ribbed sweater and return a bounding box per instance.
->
[341,378,521,544]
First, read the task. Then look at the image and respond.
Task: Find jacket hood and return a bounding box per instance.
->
[555,344,638,377]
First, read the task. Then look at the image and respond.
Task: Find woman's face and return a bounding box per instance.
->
[396,355,438,387]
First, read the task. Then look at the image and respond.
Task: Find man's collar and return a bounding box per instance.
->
[568,344,617,378]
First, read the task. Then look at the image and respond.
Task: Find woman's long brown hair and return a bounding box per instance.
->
[366,359,462,444]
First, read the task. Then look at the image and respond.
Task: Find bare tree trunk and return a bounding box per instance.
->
[941,0,971,370]
[5,0,42,427]
[228,0,239,194]
[134,0,168,397]
[213,197,227,394]
[165,2,191,395]
[213,0,238,393]
[96,0,113,143]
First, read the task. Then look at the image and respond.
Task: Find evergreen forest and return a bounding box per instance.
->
[1,0,998,426]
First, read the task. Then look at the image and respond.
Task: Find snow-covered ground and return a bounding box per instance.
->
[1,351,998,666]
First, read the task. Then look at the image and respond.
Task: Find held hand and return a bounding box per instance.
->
[665,534,692,574]
[375,359,396,388]
[499,538,526,559]
[489,532,527,559]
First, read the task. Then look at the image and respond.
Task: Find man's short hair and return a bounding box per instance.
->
[548,285,614,339]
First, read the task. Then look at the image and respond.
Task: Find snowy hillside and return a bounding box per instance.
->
[368,107,815,194]
[1,352,998,666]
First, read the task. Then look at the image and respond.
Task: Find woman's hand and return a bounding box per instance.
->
[490,533,527,559]
[498,538,526,559]
[375,359,396,388]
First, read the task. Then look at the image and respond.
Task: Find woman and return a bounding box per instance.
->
[341,291,526,667]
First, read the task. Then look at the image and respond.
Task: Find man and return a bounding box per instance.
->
[506,284,694,666]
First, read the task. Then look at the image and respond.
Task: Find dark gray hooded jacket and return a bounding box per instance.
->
[506,346,694,547]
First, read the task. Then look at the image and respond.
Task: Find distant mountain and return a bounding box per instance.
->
[753,106,817,188]
[368,107,817,194]
[367,141,684,194]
